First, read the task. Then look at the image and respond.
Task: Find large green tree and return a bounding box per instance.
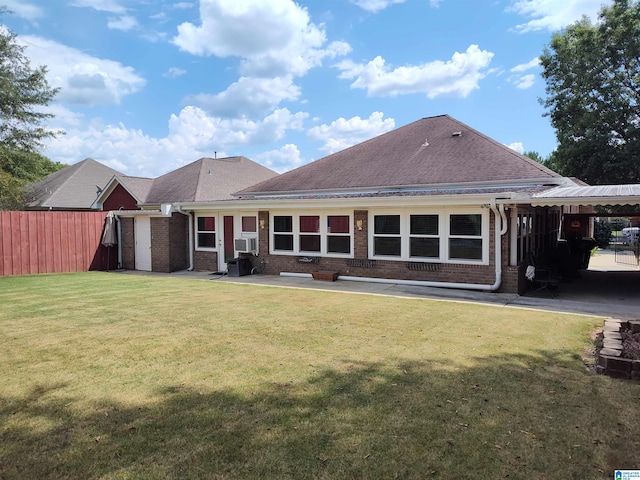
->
[0,9,63,209]
[539,0,640,185]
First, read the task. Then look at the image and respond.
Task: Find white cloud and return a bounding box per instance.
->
[44,104,85,129]
[506,142,525,154]
[17,35,146,106]
[107,15,138,31]
[350,0,405,13]
[163,67,186,78]
[43,107,308,176]
[510,57,540,72]
[172,2,195,9]
[4,0,44,20]
[509,0,611,33]
[514,73,535,89]
[508,58,539,89]
[255,144,304,173]
[336,45,494,98]
[69,0,127,15]
[307,112,395,153]
[172,0,351,77]
[184,76,301,119]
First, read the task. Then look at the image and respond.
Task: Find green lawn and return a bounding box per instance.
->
[0,272,638,479]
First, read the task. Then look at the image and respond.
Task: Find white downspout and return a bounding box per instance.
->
[186,210,194,271]
[280,199,509,292]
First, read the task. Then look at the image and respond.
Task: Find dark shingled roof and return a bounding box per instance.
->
[144,156,278,204]
[239,115,561,195]
[116,175,154,203]
[25,158,122,210]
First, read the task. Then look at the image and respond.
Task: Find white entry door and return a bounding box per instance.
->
[134,216,152,271]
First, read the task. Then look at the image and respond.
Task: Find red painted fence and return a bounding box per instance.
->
[0,211,111,276]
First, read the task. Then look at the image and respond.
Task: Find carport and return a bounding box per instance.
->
[528,184,640,304]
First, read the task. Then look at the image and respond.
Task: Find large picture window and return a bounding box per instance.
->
[369,210,487,263]
[196,216,216,249]
[271,213,352,256]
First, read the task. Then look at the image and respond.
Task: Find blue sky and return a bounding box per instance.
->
[5,0,611,178]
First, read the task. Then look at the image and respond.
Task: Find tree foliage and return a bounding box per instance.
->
[0,10,63,209]
[540,0,640,185]
[523,150,550,166]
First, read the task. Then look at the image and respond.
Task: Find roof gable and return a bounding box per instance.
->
[25,158,122,209]
[239,115,561,196]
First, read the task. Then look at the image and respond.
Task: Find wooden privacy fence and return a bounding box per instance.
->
[0,211,110,276]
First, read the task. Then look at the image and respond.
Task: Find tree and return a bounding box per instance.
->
[0,9,63,209]
[539,0,640,185]
[523,150,550,166]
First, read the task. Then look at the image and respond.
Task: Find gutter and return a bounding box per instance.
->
[280,198,509,292]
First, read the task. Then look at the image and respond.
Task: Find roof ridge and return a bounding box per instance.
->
[194,158,208,202]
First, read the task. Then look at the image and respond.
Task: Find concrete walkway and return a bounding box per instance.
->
[116,248,639,320]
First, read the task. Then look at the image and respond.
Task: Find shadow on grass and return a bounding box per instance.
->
[1,351,638,479]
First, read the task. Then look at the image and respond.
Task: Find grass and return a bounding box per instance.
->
[0,272,639,479]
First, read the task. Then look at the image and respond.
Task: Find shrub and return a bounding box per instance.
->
[594,220,612,248]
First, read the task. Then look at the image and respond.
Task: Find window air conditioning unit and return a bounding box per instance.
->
[234,237,257,252]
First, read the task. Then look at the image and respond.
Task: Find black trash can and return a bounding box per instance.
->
[227,257,251,277]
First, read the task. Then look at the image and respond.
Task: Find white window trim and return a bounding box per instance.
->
[369,209,489,265]
[270,212,354,258]
[195,214,218,252]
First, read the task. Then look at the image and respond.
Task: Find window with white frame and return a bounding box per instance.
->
[370,210,487,263]
[448,214,483,260]
[271,213,352,256]
[273,215,294,251]
[327,215,351,254]
[196,216,216,249]
[410,214,439,258]
[242,216,257,234]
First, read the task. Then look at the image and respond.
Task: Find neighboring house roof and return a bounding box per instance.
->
[114,175,155,202]
[238,115,562,196]
[25,158,123,210]
[144,156,278,204]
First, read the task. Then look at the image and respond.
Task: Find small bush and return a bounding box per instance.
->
[594,220,612,248]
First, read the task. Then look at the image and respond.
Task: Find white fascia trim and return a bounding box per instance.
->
[174,193,515,212]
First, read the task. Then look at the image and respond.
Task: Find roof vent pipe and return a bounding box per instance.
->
[452,131,462,137]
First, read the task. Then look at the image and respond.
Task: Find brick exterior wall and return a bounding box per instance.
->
[256,208,521,293]
[150,213,189,273]
[194,250,218,271]
[120,217,135,270]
